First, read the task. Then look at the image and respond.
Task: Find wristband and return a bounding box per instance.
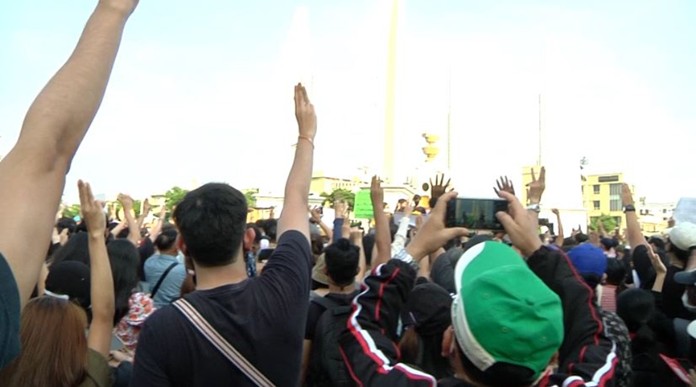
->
[297,135,314,149]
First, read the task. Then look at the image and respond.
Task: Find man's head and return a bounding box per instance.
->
[448,241,564,386]
[174,183,250,267]
[323,238,359,287]
[154,224,178,254]
[567,243,608,289]
[667,222,696,264]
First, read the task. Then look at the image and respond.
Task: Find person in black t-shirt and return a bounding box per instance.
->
[131,84,317,387]
[302,236,363,386]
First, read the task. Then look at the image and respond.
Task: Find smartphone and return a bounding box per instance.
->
[446,197,508,230]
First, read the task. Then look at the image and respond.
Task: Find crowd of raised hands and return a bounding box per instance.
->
[2,1,696,387]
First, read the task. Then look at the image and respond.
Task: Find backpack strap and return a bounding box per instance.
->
[149,262,179,299]
[173,298,275,387]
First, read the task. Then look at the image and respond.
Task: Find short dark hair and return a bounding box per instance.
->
[668,240,691,263]
[324,238,359,287]
[605,258,627,286]
[174,183,247,267]
[154,224,178,251]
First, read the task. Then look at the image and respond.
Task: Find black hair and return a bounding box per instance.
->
[616,288,660,355]
[574,233,589,244]
[154,225,178,251]
[323,238,360,287]
[246,224,264,244]
[256,219,278,243]
[457,346,536,387]
[56,217,77,235]
[107,239,140,325]
[50,232,91,267]
[137,238,155,281]
[605,258,627,286]
[310,234,325,257]
[399,328,452,380]
[174,183,248,267]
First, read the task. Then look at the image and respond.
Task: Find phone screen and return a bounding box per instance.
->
[446,198,508,230]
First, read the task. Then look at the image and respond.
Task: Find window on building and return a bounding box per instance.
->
[593,185,600,194]
[593,200,600,210]
[609,184,622,212]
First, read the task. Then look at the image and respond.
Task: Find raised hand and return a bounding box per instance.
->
[141,198,151,216]
[294,83,317,141]
[334,200,347,219]
[647,244,667,275]
[310,206,322,223]
[370,176,385,209]
[98,0,139,17]
[117,193,134,210]
[429,173,451,203]
[494,176,516,197]
[495,191,543,257]
[406,191,469,260]
[621,183,634,206]
[79,180,106,237]
[551,208,559,216]
[526,167,546,205]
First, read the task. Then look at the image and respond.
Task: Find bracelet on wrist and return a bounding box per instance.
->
[297,135,315,149]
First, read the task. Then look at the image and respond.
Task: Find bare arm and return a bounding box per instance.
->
[80,180,115,358]
[136,198,151,231]
[148,206,167,243]
[621,184,647,249]
[277,84,316,242]
[552,209,564,247]
[370,176,392,268]
[310,207,332,243]
[118,194,140,245]
[0,0,137,308]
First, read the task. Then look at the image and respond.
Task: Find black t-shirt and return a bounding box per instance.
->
[304,291,359,340]
[633,245,691,319]
[131,230,312,387]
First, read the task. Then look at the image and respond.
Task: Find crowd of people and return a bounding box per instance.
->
[1,1,696,386]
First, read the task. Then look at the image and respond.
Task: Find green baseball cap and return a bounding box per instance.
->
[451,241,564,380]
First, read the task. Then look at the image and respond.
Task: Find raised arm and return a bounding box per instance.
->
[137,198,151,231]
[621,183,646,250]
[552,208,564,247]
[350,228,367,281]
[0,0,138,312]
[277,84,316,241]
[310,207,332,242]
[148,206,168,243]
[118,194,141,245]
[79,180,115,358]
[370,176,392,268]
[524,167,545,226]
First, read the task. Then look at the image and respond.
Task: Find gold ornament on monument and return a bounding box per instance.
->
[421,133,440,162]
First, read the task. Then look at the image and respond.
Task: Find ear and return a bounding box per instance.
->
[242,228,255,251]
[177,236,188,256]
[441,325,454,358]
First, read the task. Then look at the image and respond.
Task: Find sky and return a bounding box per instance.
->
[1,0,694,205]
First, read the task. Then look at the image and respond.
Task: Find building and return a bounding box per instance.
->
[309,172,366,196]
[637,201,675,234]
[581,173,630,230]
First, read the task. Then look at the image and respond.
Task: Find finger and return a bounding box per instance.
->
[444,178,451,188]
[429,178,434,188]
[539,166,546,182]
[495,211,518,234]
[496,178,503,191]
[497,190,524,218]
[430,191,458,219]
[494,187,500,197]
[301,85,309,104]
[78,180,86,205]
[444,227,470,240]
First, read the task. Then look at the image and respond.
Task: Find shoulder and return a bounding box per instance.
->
[276,230,311,251]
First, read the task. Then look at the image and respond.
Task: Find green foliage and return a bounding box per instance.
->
[590,214,618,232]
[244,190,257,208]
[321,189,355,210]
[164,186,189,211]
[62,204,81,219]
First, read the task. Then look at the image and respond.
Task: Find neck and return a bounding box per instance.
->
[328,282,356,294]
[161,249,178,256]
[193,256,248,290]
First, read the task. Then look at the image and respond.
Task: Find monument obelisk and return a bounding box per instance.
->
[383,0,399,184]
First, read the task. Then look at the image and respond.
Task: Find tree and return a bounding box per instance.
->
[321,189,355,210]
[164,186,189,211]
[244,190,257,208]
[62,204,82,219]
[590,214,618,232]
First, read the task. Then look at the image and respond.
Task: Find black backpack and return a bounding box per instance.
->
[307,296,354,387]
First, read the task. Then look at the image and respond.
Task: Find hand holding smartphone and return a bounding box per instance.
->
[445,197,508,231]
